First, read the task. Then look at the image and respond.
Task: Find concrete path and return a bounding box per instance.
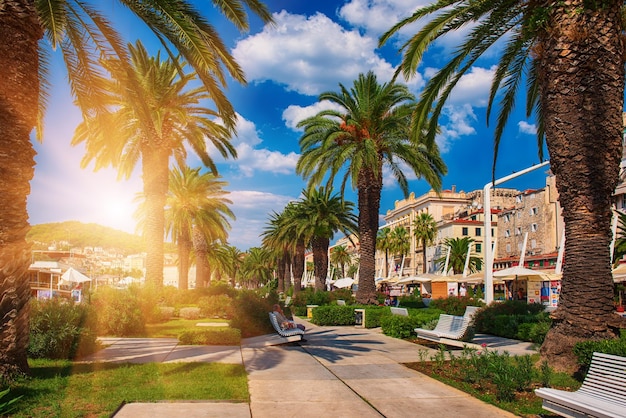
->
[84,320,536,418]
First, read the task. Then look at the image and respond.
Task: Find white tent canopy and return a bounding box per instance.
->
[493,266,550,281]
[333,277,354,289]
[59,267,91,287]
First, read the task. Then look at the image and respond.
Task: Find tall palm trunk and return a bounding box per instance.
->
[538,0,625,370]
[276,252,286,293]
[193,227,210,288]
[293,239,305,295]
[356,168,382,304]
[142,148,168,288]
[177,229,191,290]
[311,237,329,290]
[422,241,428,274]
[0,1,42,380]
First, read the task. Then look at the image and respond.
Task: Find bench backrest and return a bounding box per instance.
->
[390,307,409,316]
[433,314,467,334]
[337,299,346,306]
[463,306,480,321]
[579,352,626,406]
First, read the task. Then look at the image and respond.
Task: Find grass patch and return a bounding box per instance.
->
[9,359,248,418]
[144,318,229,338]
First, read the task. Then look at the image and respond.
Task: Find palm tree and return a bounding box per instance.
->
[330,245,352,278]
[215,244,244,287]
[262,210,293,294]
[0,0,272,382]
[297,71,446,304]
[290,187,358,291]
[390,226,411,274]
[165,166,234,290]
[241,247,273,289]
[377,227,393,278]
[380,0,624,368]
[282,202,308,295]
[73,41,237,288]
[436,237,482,275]
[413,213,437,274]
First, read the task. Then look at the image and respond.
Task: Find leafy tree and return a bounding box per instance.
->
[297,71,446,304]
[0,0,271,382]
[241,247,272,288]
[389,226,411,269]
[165,166,234,290]
[413,213,437,274]
[330,245,352,279]
[262,210,293,294]
[380,0,625,368]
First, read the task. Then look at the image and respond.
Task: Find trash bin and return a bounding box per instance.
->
[306,305,319,319]
[354,308,365,328]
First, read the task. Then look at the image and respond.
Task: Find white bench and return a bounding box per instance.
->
[337,299,346,306]
[414,306,480,343]
[535,352,626,418]
[390,307,409,316]
[268,312,304,342]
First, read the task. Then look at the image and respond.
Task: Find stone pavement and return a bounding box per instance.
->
[81,320,537,418]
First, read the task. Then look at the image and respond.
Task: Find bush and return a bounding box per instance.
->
[292,288,331,308]
[473,301,547,341]
[229,290,276,338]
[28,298,99,359]
[198,295,234,319]
[90,286,145,336]
[179,307,202,319]
[311,306,355,325]
[363,306,388,328]
[397,294,425,309]
[381,315,421,339]
[429,296,485,316]
[573,330,626,368]
[178,328,241,345]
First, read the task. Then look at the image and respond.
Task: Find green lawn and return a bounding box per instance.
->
[8,359,248,418]
[144,318,229,338]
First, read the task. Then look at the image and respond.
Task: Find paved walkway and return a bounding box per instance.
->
[81,320,537,418]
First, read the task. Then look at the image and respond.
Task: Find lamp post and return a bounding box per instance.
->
[483,161,550,303]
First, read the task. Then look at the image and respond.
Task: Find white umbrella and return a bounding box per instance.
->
[60,267,91,284]
[493,266,550,281]
[612,263,626,282]
[396,275,435,285]
[333,277,354,289]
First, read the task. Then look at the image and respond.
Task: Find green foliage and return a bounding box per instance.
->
[573,330,626,367]
[363,306,388,328]
[292,288,332,307]
[90,286,146,336]
[311,306,356,325]
[198,295,234,318]
[228,290,276,338]
[397,294,425,309]
[539,359,553,387]
[178,328,241,345]
[473,301,548,342]
[380,314,421,339]
[28,299,99,360]
[428,296,485,316]
[332,288,355,303]
[0,388,22,416]
[179,307,202,319]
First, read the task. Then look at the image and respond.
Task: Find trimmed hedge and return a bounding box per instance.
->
[380,307,444,339]
[179,328,241,345]
[311,305,355,325]
[573,329,626,367]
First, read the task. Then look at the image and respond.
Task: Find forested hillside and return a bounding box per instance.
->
[27,221,146,255]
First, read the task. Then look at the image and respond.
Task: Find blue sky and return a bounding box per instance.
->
[28,0,550,251]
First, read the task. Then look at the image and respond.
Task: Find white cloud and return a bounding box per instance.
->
[339,0,427,36]
[436,104,477,153]
[227,190,296,250]
[282,100,344,131]
[448,66,495,107]
[518,121,537,135]
[232,10,410,96]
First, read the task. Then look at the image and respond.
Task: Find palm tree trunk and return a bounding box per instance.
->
[142,148,168,288]
[0,0,42,381]
[422,241,428,274]
[293,240,305,295]
[193,227,209,288]
[177,230,191,290]
[276,252,286,293]
[356,168,382,304]
[538,0,625,371]
[312,237,329,290]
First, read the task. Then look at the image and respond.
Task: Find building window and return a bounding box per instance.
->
[506,243,511,252]
[491,228,494,237]
[530,207,538,216]
[476,243,482,253]
[531,239,537,249]
[505,229,511,238]
[515,227,522,236]
[517,211,522,219]
[518,243,523,252]
[531,223,538,232]
[504,214,510,223]
[516,195,523,203]
[475,227,481,236]
[462,227,468,236]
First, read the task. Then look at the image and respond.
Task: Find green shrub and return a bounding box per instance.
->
[28,298,99,359]
[380,315,421,339]
[159,307,175,321]
[363,306,388,328]
[473,301,547,341]
[198,295,234,318]
[397,294,425,309]
[311,306,355,325]
[573,331,626,367]
[428,296,485,316]
[90,286,145,336]
[179,307,202,319]
[331,288,355,304]
[292,288,331,308]
[178,328,241,345]
[228,290,276,338]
